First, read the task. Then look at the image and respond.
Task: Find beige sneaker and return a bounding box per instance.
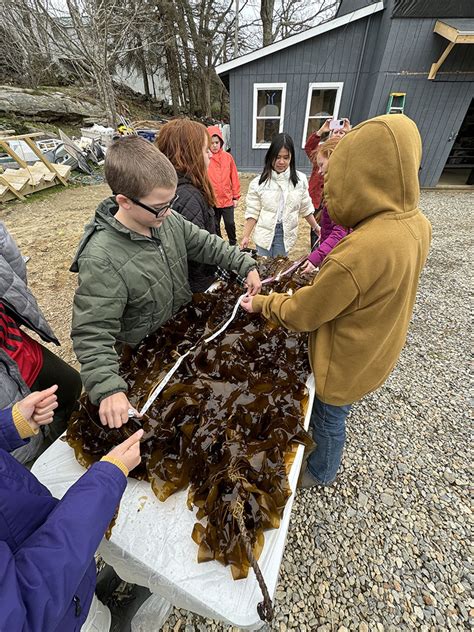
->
[298,467,321,488]
[297,463,338,489]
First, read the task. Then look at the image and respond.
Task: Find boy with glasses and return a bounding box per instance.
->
[71,136,261,430]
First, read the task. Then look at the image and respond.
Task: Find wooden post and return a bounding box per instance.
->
[21,137,68,187]
[428,41,455,80]
[0,140,29,169]
[0,174,26,201]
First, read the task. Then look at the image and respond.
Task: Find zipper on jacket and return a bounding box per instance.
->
[73,595,82,617]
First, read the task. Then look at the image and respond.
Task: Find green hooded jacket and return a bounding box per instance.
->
[71,197,256,404]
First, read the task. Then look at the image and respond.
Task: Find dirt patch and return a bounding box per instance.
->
[0,176,314,367]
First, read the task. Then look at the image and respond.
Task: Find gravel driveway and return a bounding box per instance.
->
[163,190,472,632]
[1,187,471,631]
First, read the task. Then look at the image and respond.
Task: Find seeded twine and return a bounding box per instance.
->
[138,256,318,619]
[229,467,274,623]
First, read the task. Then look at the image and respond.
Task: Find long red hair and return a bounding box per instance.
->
[156,119,216,206]
[310,135,341,165]
[312,137,341,221]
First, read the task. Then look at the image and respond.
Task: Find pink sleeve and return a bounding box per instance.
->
[308,224,349,267]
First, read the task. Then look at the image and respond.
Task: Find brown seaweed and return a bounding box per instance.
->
[66,257,313,581]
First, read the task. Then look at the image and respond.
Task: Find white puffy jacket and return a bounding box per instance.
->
[245,168,314,252]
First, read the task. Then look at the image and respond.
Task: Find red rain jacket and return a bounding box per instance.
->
[207,126,240,208]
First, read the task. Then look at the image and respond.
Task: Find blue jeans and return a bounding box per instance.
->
[256,222,287,257]
[307,396,352,485]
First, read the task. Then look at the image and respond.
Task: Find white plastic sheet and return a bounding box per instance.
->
[32,374,314,630]
[130,594,173,632]
[81,595,111,631]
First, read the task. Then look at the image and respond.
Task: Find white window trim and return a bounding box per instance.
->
[301,82,344,149]
[252,82,287,149]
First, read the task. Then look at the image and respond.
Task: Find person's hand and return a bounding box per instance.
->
[240,295,255,313]
[343,118,351,132]
[300,260,317,275]
[106,429,144,473]
[312,224,321,236]
[240,235,250,249]
[244,269,262,296]
[317,119,331,136]
[99,392,141,429]
[17,385,58,430]
[233,199,239,208]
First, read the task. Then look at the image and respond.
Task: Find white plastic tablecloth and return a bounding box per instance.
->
[32,375,314,630]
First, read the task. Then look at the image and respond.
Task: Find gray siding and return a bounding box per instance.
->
[347,11,390,123]
[336,0,379,18]
[230,16,372,174]
[227,2,474,186]
[372,17,474,75]
[367,15,474,185]
[368,74,472,185]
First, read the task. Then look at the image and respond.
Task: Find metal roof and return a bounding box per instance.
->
[215,1,384,76]
[336,0,381,19]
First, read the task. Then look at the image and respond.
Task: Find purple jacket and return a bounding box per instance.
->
[0,408,127,631]
[308,204,350,268]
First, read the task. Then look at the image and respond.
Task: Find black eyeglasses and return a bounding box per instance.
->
[129,194,179,218]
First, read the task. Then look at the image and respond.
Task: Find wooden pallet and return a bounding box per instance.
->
[0,133,70,203]
[0,163,71,203]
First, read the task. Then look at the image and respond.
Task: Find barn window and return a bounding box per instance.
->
[253,83,287,149]
[302,82,344,147]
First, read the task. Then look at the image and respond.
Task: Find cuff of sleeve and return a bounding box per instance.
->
[12,403,38,439]
[97,389,127,405]
[100,456,129,478]
[308,252,322,266]
[252,295,266,313]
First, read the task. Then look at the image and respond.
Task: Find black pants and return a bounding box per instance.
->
[214,206,236,246]
[30,344,82,446]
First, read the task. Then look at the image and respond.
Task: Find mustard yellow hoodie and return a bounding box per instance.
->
[252,114,432,405]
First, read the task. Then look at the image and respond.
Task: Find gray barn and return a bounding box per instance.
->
[216,0,474,187]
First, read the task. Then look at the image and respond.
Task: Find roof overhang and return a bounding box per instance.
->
[429,18,474,79]
[215,1,384,76]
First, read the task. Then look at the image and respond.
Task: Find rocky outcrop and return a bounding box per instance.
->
[0,85,106,124]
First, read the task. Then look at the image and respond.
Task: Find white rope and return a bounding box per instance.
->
[138,250,318,416]
[203,293,246,343]
[139,293,246,415]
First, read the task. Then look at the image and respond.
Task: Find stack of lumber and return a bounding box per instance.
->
[0,162,71,203]
[0,131,71,203]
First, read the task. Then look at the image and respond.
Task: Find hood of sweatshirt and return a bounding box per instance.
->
[325,114,422,228]
[70,197,152,272]
[207,125,224,149]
